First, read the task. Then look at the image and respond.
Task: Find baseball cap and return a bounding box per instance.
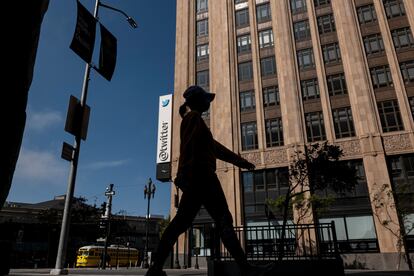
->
[183,85,215,102]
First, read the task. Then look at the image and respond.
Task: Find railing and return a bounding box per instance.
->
[210,222,341,261]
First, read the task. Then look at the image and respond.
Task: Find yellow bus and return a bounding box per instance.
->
[76,245,139,267]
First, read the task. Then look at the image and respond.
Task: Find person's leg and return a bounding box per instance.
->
[149,190,201,271]
[201,174,250,270]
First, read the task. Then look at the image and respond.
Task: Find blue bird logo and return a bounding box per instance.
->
[161,99,170,107]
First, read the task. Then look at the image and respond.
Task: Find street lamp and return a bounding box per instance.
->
[99,2,138,28]
[50,1,136,275]
[142,178,156,269]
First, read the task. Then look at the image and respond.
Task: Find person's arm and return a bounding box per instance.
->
[214,140,255,170]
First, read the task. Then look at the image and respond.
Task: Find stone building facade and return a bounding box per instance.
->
[171,0,414,269]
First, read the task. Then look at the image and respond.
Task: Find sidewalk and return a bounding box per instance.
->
[8,268,414,276]
[9,268,208,276]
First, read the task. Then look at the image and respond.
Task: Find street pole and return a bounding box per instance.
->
[50,2,99,275]
[174,186,181,269]
[51,2,136,274]
[142,178,155,269]
[102,184,115,270]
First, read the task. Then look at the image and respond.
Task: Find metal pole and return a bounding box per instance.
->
[142,180,152,268]
[102,184,114,270]
[174,186,181,269]
[50,2,99,275]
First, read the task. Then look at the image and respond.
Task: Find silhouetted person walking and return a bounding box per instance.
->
[146,86,273,276]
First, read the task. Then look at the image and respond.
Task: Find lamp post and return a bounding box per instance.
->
[50,2,136,275]
[142,178,156,269]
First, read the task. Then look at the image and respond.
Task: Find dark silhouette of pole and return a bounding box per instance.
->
[142,178,155,268]
[50,1,135,274]
[102,184,115,270]
[174,186,181,269]
[127,241,130,269]
[50,2,100,274]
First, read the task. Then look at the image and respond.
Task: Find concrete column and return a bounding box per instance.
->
[373,0,414,132]
[270,0,305,145]
[306,0,336,142]
[210,0,242,226]
[332,0,401,253]
[248,0,267,151]
[172,0,196,257]
[403,0,414,36]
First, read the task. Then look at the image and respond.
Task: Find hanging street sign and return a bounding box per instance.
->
[64,95,90,141]
[97,23,117,81]
[70,0,97,64]
[61,142,74,162]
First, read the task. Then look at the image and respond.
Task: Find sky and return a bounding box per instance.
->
[7,0,177,218]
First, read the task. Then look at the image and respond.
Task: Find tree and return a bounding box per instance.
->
[266,142,359,260]
[158,215,170,239]
[371,182,413,270]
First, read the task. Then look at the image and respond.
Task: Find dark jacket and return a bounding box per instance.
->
[176,111,241,186]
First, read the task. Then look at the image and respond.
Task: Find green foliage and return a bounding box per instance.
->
[159,215,170,238]
[266,142,359,223]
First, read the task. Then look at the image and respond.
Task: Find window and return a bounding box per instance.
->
[260,56,276,77]
[377,100,404,132]
[322,42,341,64]
[258,29,274,48]
[196,44,209,61]
[317,14,336,34]
[357,4,377,24]
[240,90,256,112]
[265,118,284,147]
[256,3,271,23]
[305,111,326,142]
[383,0,406,19]
[314,0,330,7]
[294,20,311,41]
[392,27,414,49]
[263,86,279,107]
[238,61,253,81]
[235,0,247,4]
[242,168,289,216]
[400,60,414,83]
[301,78,320,100]
[196,70,209,88]
[236,8,249,28]
[196,0,208,13]
[363,34,385,55]
[196,19,208,37]
[370,65,393,89]
[327,73,347,96]
[237,34,252,54]
[319,216,377,244]
[297,48,315,70]
[333,107,355,138]
[241,122,258,150]
[291,0,307,14]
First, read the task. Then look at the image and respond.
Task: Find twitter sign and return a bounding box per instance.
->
[156,94,173,182]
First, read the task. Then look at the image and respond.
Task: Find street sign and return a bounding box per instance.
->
[105,191,115,196]
[65,95,90,140]
[70,0,97,64]
[97,23,117,81]
[61,142,74,162]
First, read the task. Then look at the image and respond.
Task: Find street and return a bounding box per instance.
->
[8,268,414,276]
